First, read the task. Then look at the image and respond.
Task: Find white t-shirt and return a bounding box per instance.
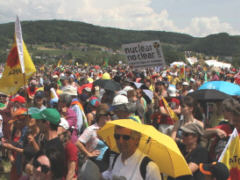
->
[78,123,99,152]
[111,149,161,180]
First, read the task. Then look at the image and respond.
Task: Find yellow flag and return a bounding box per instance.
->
[162,96,179,121]
[219,128,240,180]
[40,65,45,71]
[57,59,62,67]
[0,37,36,95]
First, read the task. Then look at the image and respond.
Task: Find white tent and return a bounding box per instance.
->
[205,60,231,69]
[170,61,186,67]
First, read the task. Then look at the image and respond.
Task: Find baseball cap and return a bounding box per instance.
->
[182,82,189,86]
[180,122,204,136]
[199,162,229,180]
[167,86,177,97]
[31,108,60,125]
[11,96,26,103]
[112,94,129,106]
[89,96,100,107]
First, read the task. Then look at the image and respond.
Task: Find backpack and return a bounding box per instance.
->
[111,154,152,180]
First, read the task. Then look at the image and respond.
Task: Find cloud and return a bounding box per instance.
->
[182,16,240,37]
[0,0,239,37]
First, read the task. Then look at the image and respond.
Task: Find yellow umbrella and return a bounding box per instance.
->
[98,119,192,178]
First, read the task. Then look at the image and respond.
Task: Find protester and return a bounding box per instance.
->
[58,117,78,180]
[170,122,208,180]
[102,125,162,180]
[58,94,78,143]
[76,103,111,172]
[171,96,204,140]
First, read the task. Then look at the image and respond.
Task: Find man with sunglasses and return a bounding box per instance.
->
[108,125,161,180]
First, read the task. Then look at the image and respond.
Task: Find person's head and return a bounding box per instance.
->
[221,98,239,124]
[180,122,203,146]
[0,93,8,103]
[96,104,111,127]
[11,95,26,106]
[199,162,229,180]
[167,86,177,98]
[29,80,37,90]
[32,148,65,180]
[87,96,100,112]
[181,96,195,116]
[114,125,141,159]
[27,107,41,127]
[155,81,164,92]
[11,108,28,129]
[182,82,189,90]
[60,76,68,86]
[34,91,45,108]
[112,94,130,119]
[32,152,52,180]
[58,94,72,111]
[31,108,61,131]
[136,88,143,98]
[127,90,138,103]
[145,79,151,88]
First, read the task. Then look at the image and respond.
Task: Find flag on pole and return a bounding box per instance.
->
[103,58,109,67]
[0,16,36,95]
[57,59,62,67]
[179,65,185,80]
[39,65,45,71]
[162,96,179,121]
[219,128,240,180]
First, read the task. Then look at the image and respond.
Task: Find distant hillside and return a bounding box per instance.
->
[0,20,240,64]
[0,20,194,48]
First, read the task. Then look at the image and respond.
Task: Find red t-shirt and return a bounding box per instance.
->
[64,141,78,179]
[159,97,180,125]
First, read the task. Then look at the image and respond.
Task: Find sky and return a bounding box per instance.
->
[0,0,239,37]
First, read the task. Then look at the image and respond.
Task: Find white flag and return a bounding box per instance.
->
[15,16,25,73]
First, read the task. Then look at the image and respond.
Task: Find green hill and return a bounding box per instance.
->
[0,20,240,65]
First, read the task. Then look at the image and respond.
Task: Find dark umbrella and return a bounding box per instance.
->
[93,79,121,91]
[188,89,231,101]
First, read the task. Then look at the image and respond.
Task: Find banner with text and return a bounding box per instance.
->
[122,40,165,68]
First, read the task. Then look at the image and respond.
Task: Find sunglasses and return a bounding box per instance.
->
[100,113,113,117]
[114,134,131,141]
[33,159,50,174]
[183,132,195,137]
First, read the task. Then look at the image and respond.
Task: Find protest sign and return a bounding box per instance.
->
[122,40,165,68]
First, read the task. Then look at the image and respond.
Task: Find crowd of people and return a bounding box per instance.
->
[0,63,237,180]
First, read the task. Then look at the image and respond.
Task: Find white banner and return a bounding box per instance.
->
[15,16,25,73]
[122,40,165,68]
